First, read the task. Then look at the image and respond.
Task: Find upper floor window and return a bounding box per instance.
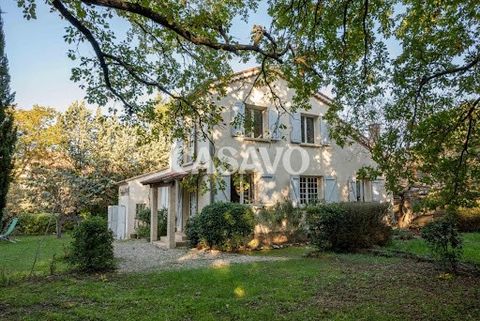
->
[301,115,315,144]
[184,125,196,164]
[245,106,265,139]
[299,176,322,204]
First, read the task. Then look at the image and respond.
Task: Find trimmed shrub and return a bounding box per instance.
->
[421,217,463,271]
[306,202,391,252]
[455,207,480,232]
[185,216,200,247]
[186,202,255,251]
[68,216,115,272]
[135,207,168,239]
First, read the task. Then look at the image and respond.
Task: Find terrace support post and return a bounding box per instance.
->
[167,181,177,249]
[150,186,158,243]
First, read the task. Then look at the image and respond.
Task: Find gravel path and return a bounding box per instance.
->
[114,240,286,273]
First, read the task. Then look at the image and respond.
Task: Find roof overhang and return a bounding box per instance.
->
[140,169,189,186]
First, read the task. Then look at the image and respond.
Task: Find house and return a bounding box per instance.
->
[117,68,389,247]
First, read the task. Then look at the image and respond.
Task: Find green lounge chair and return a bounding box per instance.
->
[0,218,19,242]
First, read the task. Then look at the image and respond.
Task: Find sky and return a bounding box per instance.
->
[2,1,270,112]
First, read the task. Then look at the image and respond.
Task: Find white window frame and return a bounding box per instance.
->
[245,105,266,139]
[231,172,255,204]
[299,176,323,204]
[301,115,316,144]
[184,124,197,164]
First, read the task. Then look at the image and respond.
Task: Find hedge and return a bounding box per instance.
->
[306,202,392,252]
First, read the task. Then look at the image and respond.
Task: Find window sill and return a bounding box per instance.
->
[299,143,321,148]
[242,137,272,143]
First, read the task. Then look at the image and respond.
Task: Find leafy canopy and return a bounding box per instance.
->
[17,0,480,207]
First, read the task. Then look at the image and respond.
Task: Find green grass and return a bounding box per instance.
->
[1,236,480,320]
[387,232,480,264]
[0,235,71,277]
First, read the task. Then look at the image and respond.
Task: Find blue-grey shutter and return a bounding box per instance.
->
[231,102,245,136]
[289,175,300,206]
[348,178,357,202]
[372,179,384,202]
[290,112,301,143]
[320,117,330,145]
[214,175,231,202]
[325,177,338,203]
[268,108,281,140]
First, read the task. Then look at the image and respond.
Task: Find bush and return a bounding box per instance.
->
[421,217,463,271]
[186,202,255,251]
[17,213,56,235]
[456,207,480,232]
[256,200,305,235]
[17,213,76,235]
[68,216,115,272]
[135,208,168,238]
[306,202,392,252]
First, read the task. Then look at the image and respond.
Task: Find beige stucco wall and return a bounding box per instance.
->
[118,173,169,238]
[187,75,388,205]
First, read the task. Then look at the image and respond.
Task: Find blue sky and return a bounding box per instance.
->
[3,1,270,112]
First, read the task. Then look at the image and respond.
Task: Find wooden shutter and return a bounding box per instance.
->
[348,178,357,202]
[214,175,231,202]
[372,179,385,202]
[231,102,245,136]
[320,117,330,145]
[290,112,301,143]
[268,108,281,140]
[325,176,338,203]
[289,175,300,206]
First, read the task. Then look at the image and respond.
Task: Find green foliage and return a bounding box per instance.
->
[455,207,480,233]
[306,202,392,252]
[17,213,56,235]
[135,207,168,238]
[68,216,115,273]
[185,216,200,248]
[186,202,255,251]
[421,217,463,271]
[256,200,306,239]
[0,12,16,226]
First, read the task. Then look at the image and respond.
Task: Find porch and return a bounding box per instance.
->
[141,170,197,248]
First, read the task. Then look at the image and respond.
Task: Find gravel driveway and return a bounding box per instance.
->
[114,240,286,273]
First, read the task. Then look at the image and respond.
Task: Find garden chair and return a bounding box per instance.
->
[0,218,19,242]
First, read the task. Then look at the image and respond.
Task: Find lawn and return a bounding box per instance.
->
[387,232,480,265]
[0,235,71,277]
[1,237,480,320]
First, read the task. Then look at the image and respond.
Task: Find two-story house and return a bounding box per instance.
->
[116,68,389,247]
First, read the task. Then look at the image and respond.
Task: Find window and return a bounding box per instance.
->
[231,173,255,204]
[245,106,264,138]
[299,176,321,204]
[189,191,197,217]
[301,115,315,144]
[135,203,146,228]
[184,125,196,163]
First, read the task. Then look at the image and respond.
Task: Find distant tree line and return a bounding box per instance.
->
[6,102,169,237]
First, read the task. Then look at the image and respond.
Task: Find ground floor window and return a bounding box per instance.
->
[189,191,197,217]
[231,172,255,204]
[300,176,322,204]
[134,203,146,228]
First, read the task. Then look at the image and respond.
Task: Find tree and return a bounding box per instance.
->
[17,1,479,218]
[0,9,16,226]
[12,101,169,236]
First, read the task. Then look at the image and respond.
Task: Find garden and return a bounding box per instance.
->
[2,201,480,321]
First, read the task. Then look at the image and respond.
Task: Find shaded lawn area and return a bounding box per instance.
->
[387,232,480,265]
[1,246,480,321]
[0,235,71,277]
